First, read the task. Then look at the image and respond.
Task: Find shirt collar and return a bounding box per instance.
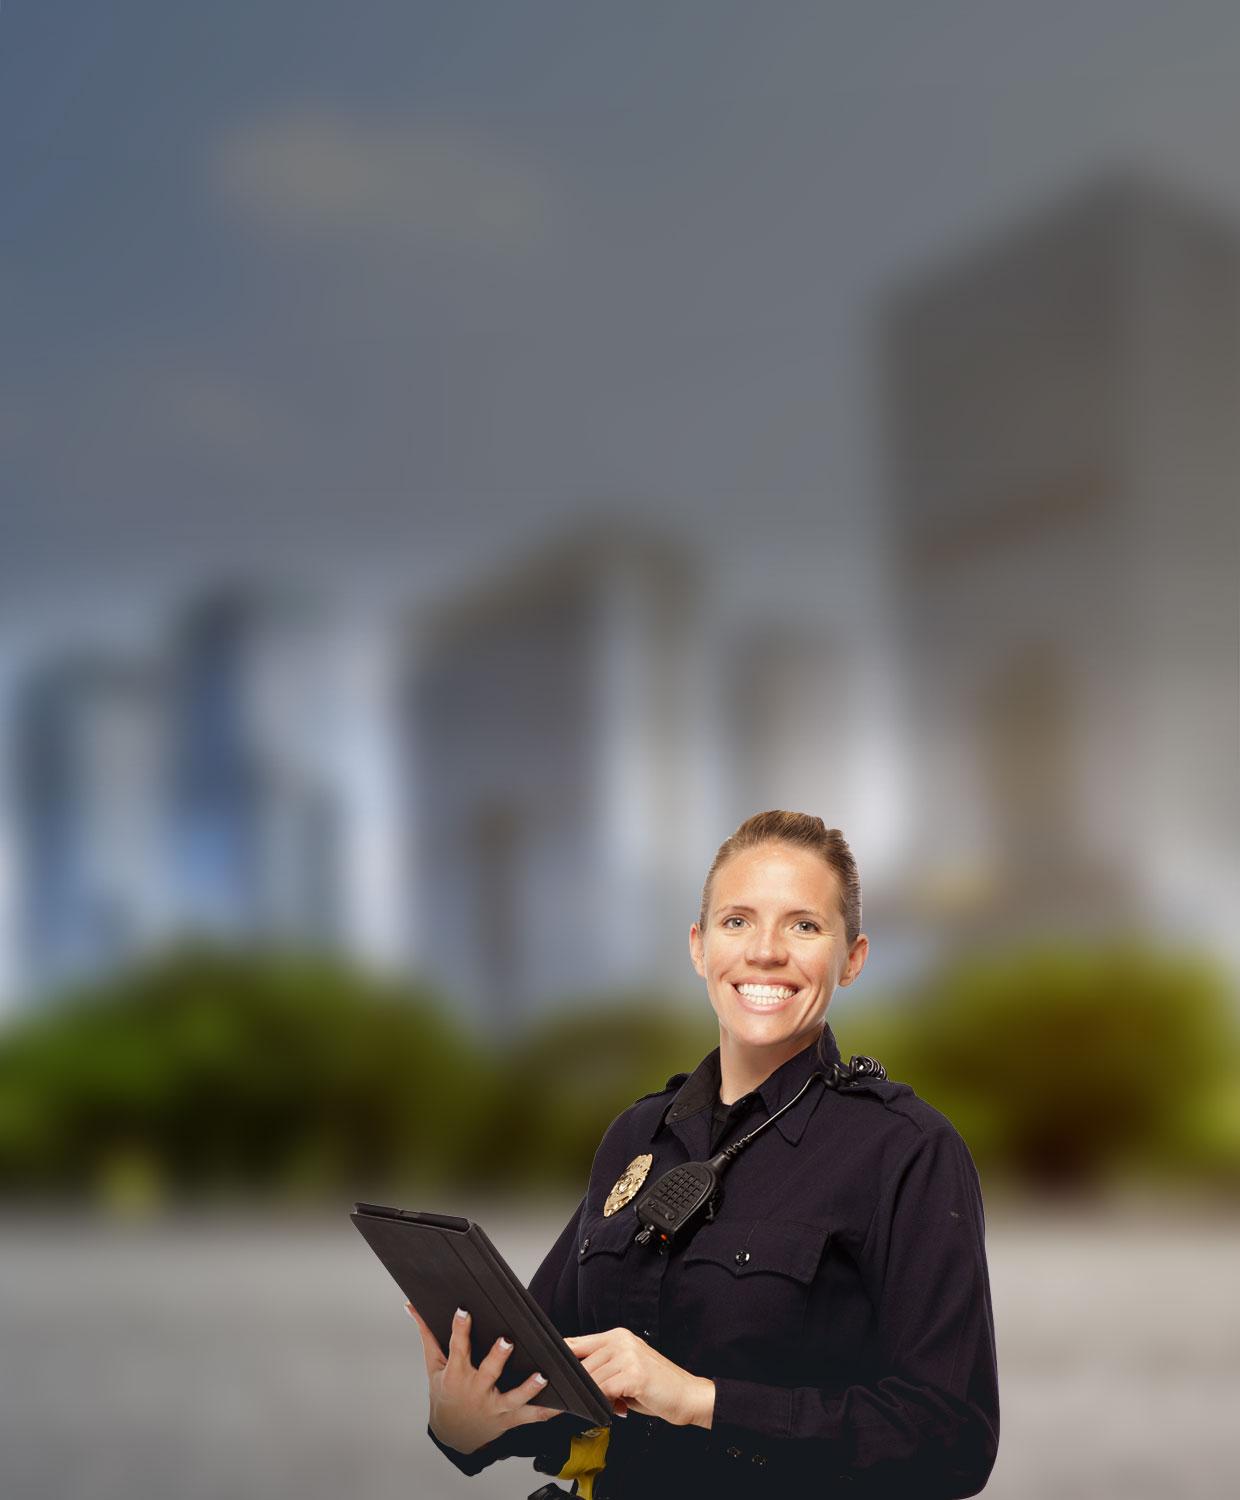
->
[655,1024,841,1147]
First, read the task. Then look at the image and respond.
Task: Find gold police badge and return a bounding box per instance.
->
[604,1154,653,1216]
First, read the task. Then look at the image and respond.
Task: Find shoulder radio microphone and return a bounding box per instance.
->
[632,1055,885,1251]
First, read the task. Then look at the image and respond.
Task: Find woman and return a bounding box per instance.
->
[407,811,1000,1498]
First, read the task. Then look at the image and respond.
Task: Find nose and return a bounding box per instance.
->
[745,921,788,967]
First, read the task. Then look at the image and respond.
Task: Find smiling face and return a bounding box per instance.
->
[689,841,868,1092]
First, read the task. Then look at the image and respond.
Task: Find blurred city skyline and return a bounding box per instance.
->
[4,168,1238,1016]
[3,3,1239,1017]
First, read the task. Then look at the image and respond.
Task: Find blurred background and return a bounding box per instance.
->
[1,2,1238,1497]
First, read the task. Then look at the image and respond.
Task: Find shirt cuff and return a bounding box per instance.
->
[708,1377,794,1441]
[425,1417,578,1478]
[426,1424,495,1477]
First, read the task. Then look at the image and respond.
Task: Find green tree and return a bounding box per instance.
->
[0,945,493,1204]
[475,996,718,1190]
[837,943,1240,1192]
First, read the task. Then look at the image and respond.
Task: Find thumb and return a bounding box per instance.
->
[405,1302,447,1377]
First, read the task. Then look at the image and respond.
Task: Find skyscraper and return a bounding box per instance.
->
[405,525,720,1027]
[13,653,167,994]
[885,176,1240,958]
[167,589,343,946]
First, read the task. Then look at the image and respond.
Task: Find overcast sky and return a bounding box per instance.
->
[4,0,1240,648]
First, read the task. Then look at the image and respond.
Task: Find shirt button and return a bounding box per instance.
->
[579,1237,591,1256]
[642,1328,653,1339]
[735,1249,750,1265]
[751,1454,767,1465]
[726,1446,742,1459]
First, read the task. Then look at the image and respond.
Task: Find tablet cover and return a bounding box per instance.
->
[350,1203,612,1428]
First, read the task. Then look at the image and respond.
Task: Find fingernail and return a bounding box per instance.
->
[455,1307,468,1320]
[533,1372,547,1385]
[498,1336,513,1350]
[617,1409,627,1418]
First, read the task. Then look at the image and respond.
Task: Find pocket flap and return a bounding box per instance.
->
[578,1210,641,1261]
[682,1217,830,1284]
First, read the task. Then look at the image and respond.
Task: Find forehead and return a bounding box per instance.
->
[711,842,842,914]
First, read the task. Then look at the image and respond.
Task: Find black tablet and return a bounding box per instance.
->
[350,1202,613,1428]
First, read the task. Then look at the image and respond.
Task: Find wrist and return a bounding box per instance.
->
[684,1375,715,1429]
[429,1413,483,1456]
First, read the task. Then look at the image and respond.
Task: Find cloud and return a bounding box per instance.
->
[213,109,555,256]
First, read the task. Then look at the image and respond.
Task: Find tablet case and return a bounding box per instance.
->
[350,1202,613,1428]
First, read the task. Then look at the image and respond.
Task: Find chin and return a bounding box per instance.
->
[728,1016,821,1050]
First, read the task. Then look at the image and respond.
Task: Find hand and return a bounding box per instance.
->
[406,1302,566,1455]
[564,1328,715,1429]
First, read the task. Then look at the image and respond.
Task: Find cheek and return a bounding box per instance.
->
[699,945,725,983]
[804,961,839,998]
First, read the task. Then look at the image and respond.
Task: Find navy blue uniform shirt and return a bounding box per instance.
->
[430,1024,1000,1498]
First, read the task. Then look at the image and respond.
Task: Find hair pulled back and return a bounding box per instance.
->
[698,810,862,945]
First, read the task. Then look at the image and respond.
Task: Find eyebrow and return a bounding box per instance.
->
[718,904,828,921]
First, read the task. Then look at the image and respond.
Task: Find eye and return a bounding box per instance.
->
[793,919,821,934]
[721,916,746,930]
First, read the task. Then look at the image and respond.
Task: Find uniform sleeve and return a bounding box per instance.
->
[428,1194,593,1479]
[707,1125,1000,1498]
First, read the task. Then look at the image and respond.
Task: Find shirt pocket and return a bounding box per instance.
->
[576,1209,640,1332]
[678,1217,832,1368]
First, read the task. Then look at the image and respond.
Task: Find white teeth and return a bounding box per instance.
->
[736,983,795,1005]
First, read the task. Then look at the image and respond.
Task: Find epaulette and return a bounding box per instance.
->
[838,1074,907,1102]
[831,1055,900,1102]
[633,1071,689,1104]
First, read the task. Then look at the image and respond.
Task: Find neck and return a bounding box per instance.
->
[718,1029,818,1104]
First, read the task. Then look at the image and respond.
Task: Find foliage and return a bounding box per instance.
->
[2,940,1237,1205]
[834,942,1240,1191]
[0,944,493,1205]
[475,996,718,1191]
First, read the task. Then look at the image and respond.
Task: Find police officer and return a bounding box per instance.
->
[409,812,1000,1498]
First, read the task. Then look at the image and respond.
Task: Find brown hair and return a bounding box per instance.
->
[697,810,863,945]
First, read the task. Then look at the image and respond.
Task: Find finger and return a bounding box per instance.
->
[564,1331,606,1356]
[509,1400,567,1427]
[581,1354,634,1406]
[405,1302,447,1377]
[499,1369,551,1413]
[579,1349,622,1381]
[476,1332,516,1386]
[446,1306,474,1371]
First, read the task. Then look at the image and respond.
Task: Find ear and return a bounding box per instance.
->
[688,922,707,979]
[837,932,869,989]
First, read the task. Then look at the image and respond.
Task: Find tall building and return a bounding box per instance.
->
[168,589,343,946]
[405,526,722,1028]
[7,587,382,1005]
[718,620,852,828]
[13,654,168,993]
[885,176,1240,959]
